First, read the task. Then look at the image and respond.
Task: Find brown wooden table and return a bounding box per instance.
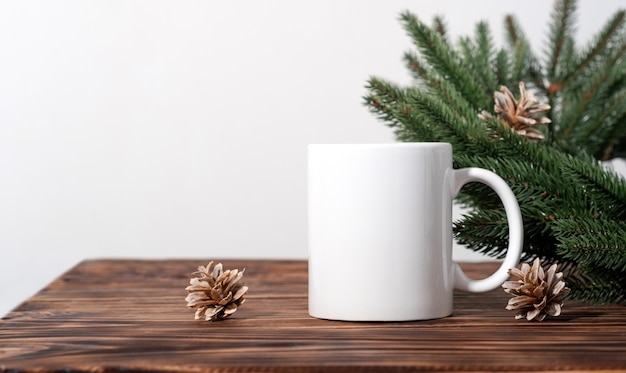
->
[1,259,626,372]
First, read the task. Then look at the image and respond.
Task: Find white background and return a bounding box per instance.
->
[2,1,626,317]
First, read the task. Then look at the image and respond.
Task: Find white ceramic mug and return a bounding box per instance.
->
[308,143,523,321]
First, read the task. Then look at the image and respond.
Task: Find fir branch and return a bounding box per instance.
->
[510,40,530,87]
[458,35,497,96]
[560,41,626,141]
[365,75,503,158]
[365,77,442,142]
[402,87,496,156]
[455,154,586,211]
[558,79,600,142]
[546,0,578,88]
[431,15,448,42]
[579,91,626,159]
[454,209,512,259]
[559,10,626,90]
[560,37,578,82]
[553,218,626,272]
[475,21,498,93]
[459,94,622,222]
[601,109,626,160]
[386,58,485,130]
[565,266,626,304]
[403,50,482,109]
[495,49,509,87]
[454,209,562,261]
[366,5,626,304]
[504,14,522,47]
[400,11,490,110]
[504,14,546,93]
[403,52,429,83]
[363,79,403,128]
[453,154,591,260]
[605,61,626,95]
[559,152,626,218]
[603,62,626,158]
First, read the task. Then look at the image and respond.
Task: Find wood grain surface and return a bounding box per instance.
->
[1,259,626,372]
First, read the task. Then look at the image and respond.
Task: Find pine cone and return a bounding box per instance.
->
[479,81,551,139]
[502,258,570,321]
[185,261,248,321]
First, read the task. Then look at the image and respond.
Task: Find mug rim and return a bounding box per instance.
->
[308,142,451,149]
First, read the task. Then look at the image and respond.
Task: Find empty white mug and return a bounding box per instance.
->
[308,143,523,321]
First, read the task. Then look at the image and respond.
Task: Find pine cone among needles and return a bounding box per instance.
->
[185,261,248,321]
[479,81,551,139]
[502,258,570,321]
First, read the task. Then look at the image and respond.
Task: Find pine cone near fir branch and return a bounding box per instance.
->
[185,261,248,321]
[478,81,551,140]
[502,258,570,321]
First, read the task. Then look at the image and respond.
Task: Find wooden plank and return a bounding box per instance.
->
[1,259,626,372]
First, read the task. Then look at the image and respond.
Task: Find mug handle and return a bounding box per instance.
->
[452,168,524,293]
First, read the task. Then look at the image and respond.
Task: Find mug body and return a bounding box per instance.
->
[308,143,455,321]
